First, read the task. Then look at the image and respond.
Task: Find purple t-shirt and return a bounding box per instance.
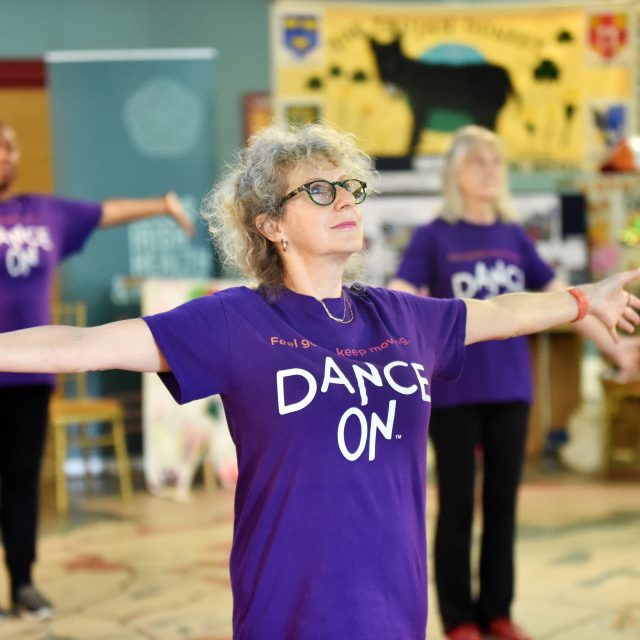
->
[0,194,102,387]
[144,285,466,640]
[395,218,555,406]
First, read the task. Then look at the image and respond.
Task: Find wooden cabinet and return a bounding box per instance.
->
[527,329,583,458]
[600,375,640,477]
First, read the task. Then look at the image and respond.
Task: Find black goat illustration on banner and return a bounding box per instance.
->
[369,36,517,156]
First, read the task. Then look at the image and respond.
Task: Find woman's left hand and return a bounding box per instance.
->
[582,269,640,340]
[165,191,195,236]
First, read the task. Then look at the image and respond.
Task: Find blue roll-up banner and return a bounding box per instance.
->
[45,49,217,328]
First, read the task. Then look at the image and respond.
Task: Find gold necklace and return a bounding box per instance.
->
[318,290,354,324]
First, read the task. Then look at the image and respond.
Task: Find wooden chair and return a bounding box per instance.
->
[49,302,134,515]
[600,372,640,477]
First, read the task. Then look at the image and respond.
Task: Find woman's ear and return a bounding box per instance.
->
[255,214,281,242]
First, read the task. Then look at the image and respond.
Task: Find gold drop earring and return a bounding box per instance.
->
[281,239,289,252]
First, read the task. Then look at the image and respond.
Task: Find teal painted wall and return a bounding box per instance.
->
[0,0,271,170]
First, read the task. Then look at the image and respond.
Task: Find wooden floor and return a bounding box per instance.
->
[0,467,639,639]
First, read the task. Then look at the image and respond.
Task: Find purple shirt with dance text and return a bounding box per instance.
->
[0,194,102,387]
[144,286,466,640]
[395,218,555,407]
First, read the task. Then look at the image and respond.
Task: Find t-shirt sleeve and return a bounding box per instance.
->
[394,225,434,288]
[142,294,231,404]
[403,293,467,382]
[516,225,555,291]
[49,196,103,258]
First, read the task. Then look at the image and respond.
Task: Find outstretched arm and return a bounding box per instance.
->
[464,269,640,346]
[544,277,640,378]
[100,192,194,235]
[0,318,168,374]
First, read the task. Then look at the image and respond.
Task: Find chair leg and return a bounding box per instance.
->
[53,422,69,516]
[112,418,134,502]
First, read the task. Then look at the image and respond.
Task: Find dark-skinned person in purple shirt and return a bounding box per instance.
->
[0,121,638,639]
[389,125,640,640]
[0,120,194,620]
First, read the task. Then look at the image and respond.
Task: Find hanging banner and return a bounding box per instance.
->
[45,48,217,326]
[271,2,633,170]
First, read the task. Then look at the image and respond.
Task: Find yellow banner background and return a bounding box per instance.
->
[273,2,633,170]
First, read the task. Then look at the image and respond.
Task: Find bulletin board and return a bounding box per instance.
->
[46,49,219,331]
[272,2,634,171]
[574,174,640,280]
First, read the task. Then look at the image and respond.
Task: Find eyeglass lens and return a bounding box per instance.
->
[307,179,366,205]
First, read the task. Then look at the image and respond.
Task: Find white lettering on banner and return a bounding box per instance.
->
[0,225,53,277]
[451,260,524,298]
[276,357,431,462]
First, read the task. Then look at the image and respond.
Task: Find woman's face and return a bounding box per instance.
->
[276,158,364,262]
[0,126,19,194]
[455,142,504,206]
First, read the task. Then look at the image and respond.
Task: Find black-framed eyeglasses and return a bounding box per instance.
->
[279,178,367,207]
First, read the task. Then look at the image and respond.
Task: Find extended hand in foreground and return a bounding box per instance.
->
[582,268,640,340]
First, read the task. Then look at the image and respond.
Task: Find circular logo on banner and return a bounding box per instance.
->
[123,77,203,158]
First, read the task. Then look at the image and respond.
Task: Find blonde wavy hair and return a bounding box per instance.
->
[440,125,516,223]
[202,121,374,294]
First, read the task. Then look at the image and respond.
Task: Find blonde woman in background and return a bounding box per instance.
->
[390,125,640,640]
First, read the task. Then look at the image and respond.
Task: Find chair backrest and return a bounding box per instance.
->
[51,301,89,399]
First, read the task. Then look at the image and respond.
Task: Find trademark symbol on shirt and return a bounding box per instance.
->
[395,434,402,440]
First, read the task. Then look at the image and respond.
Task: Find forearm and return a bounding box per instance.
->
[100,195,171,228]
[0,325,93,373]
[465,289,579,345]
[0,319,168,374]
[466,268,640,346]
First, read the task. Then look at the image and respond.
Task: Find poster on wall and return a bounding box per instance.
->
[46,49,218,328]
[271,2,634,171]
[576,174,640,280]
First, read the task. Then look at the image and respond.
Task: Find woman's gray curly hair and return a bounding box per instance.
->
[202,121,375,294]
